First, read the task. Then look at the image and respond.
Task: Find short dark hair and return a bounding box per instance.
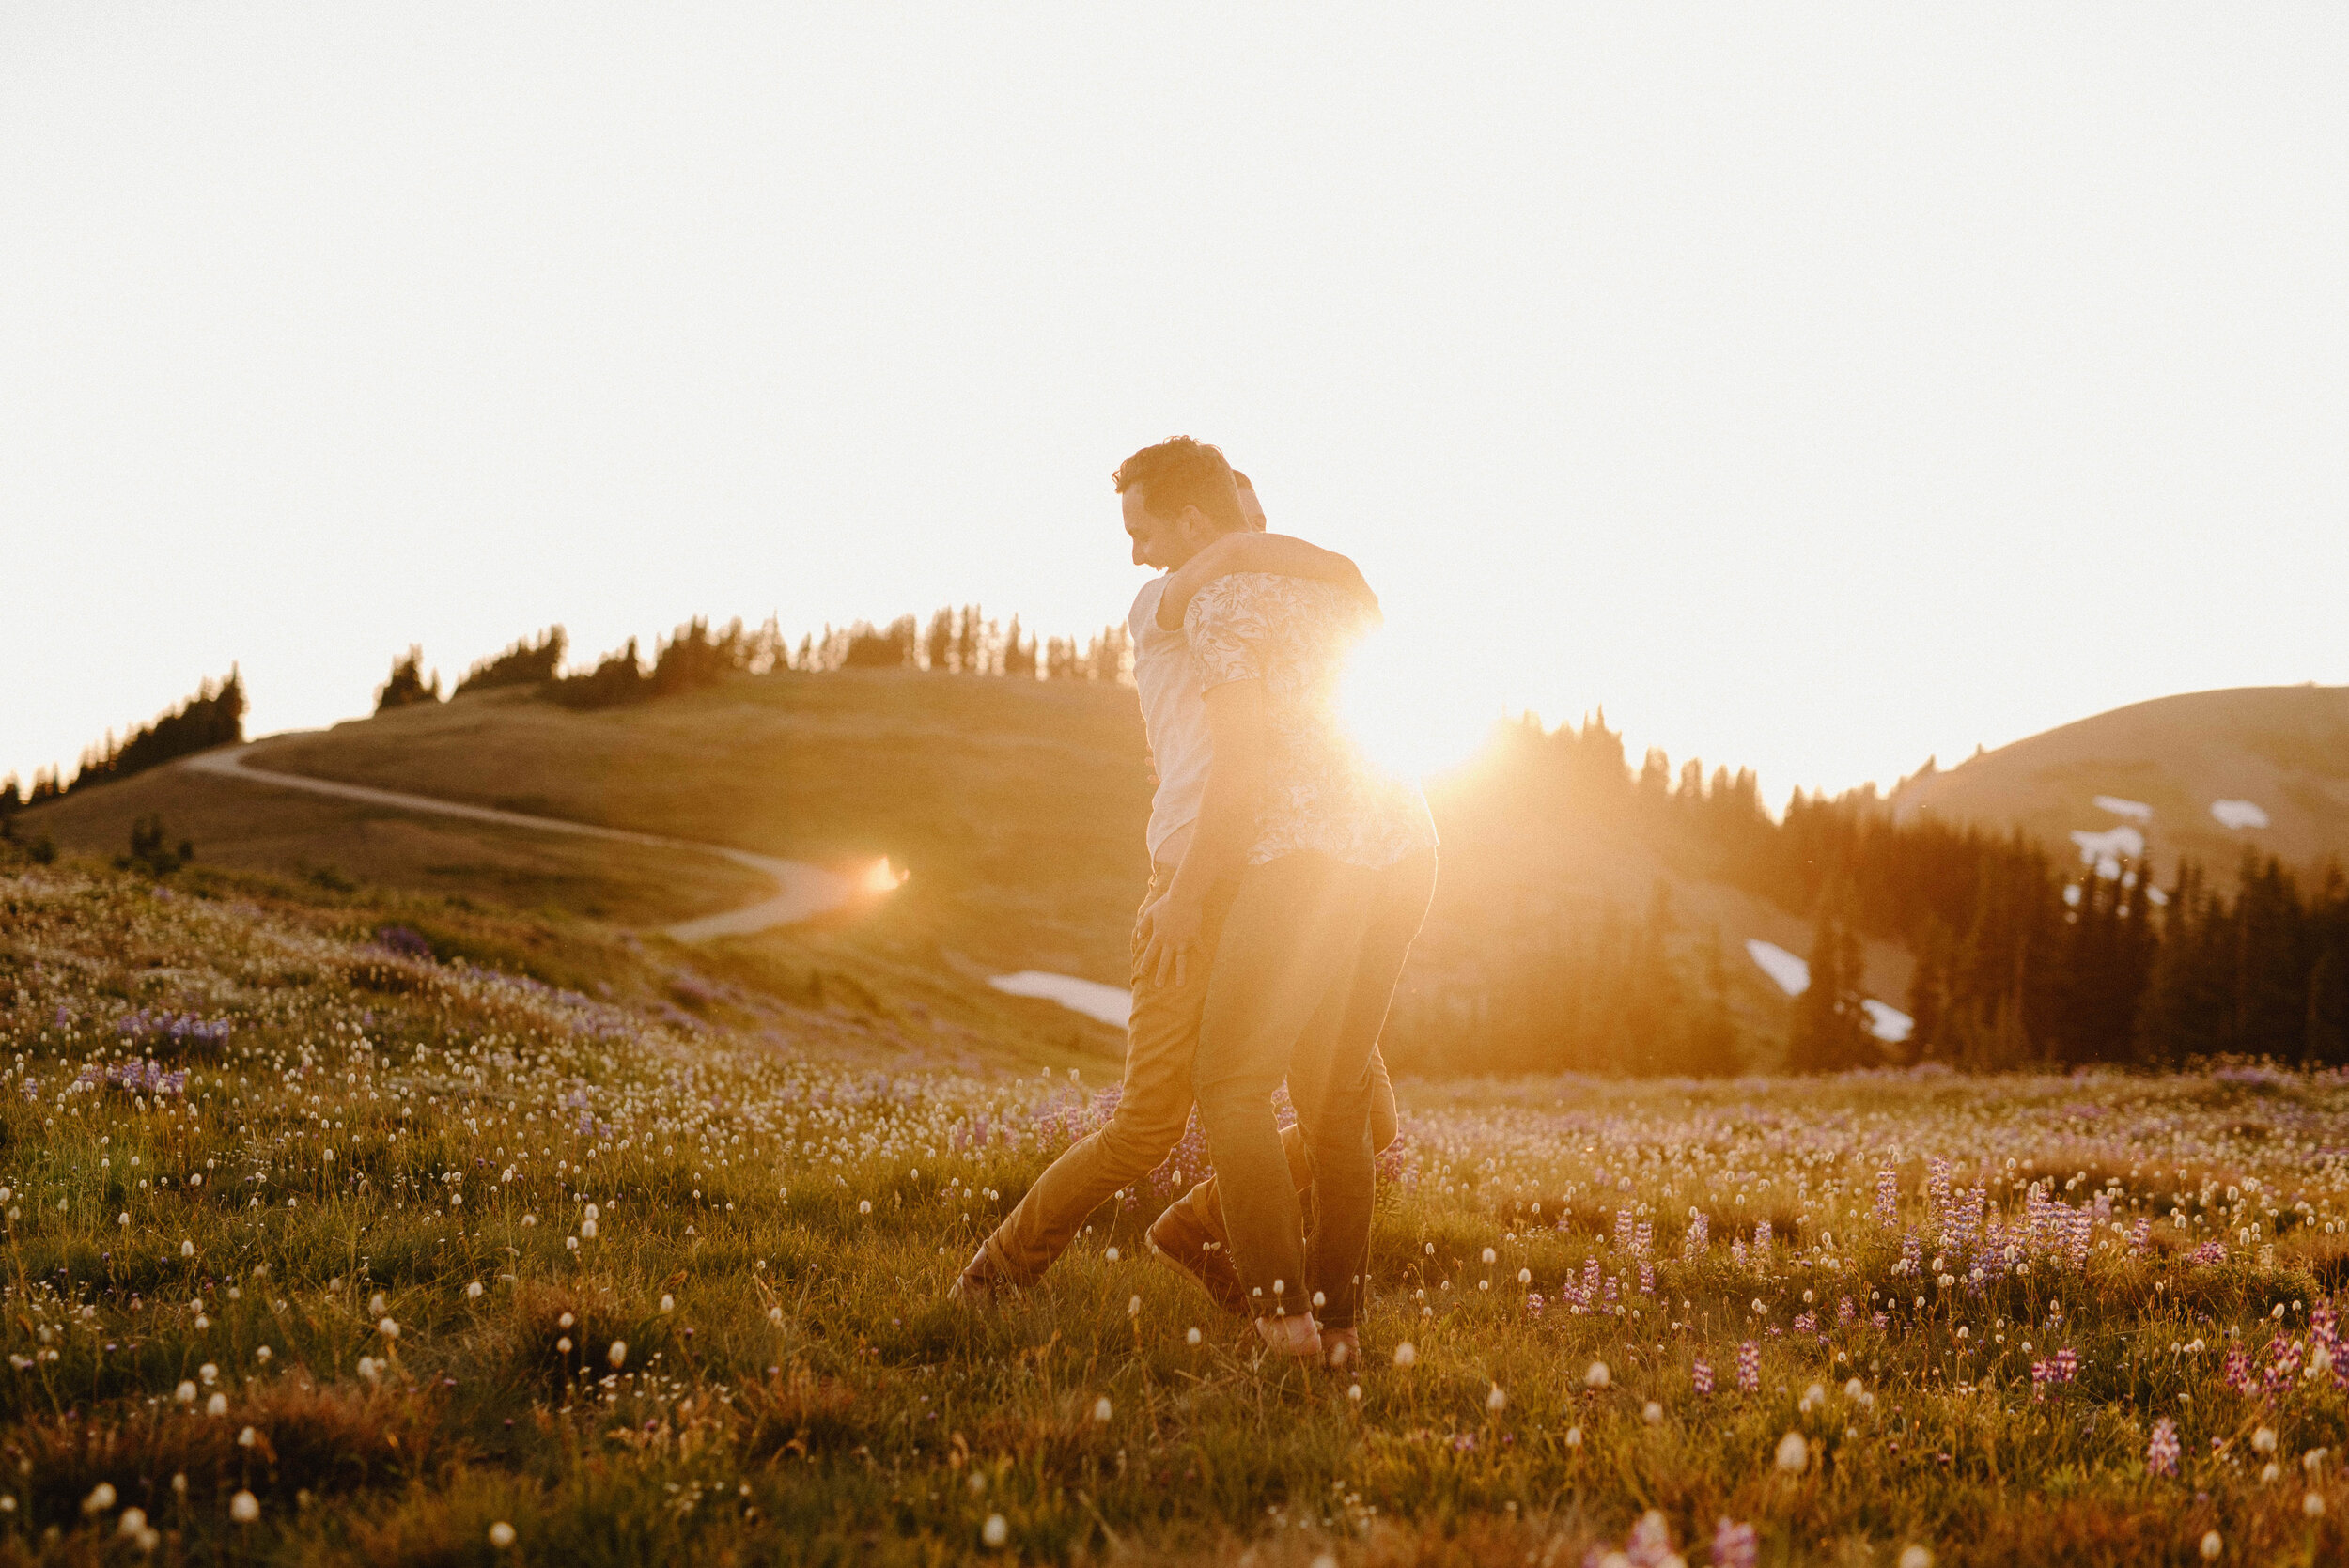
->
[1113,437,1246,533]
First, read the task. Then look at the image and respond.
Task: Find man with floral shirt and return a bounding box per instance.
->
[951,438,1397,1307]
[1138,461,1439,1366]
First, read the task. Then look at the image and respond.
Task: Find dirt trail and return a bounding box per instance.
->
[183,742,853,940]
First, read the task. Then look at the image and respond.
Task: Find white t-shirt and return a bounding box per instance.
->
[1129,576,1211,867]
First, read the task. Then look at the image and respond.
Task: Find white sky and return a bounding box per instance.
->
[6,6,2345,804]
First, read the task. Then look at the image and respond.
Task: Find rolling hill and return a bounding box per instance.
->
[21,669,1910,1071]
[1889,684,2349,884]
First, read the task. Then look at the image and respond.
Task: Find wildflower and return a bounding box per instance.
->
[1693,1358,1713,1396]
[1564,1425,1583,1448]
[2200,1530,2222,1559]
[1092,1396,1112,1422]
[84,1483,117,1514]
[207,1393,226,1416]
[608,1340,628,1369]
[1187,1327,1202,1345]
[1643,1401,1663,1424]
[490,1521,516,1548]
[2253,1426,2278,1454]
[1713,1517,1759,1568]
[2306,1493,2326,1518]
[1585,1359,1610,1389]
[1775,1431,1808,1472]
[1736,1340,1761,1392]
[466,1281,483,1300]
[230,1491,259,1524]
[1486,1385,1507,1414]
[982,1514,1009,1548]
[1393,1342,1417,1368]
[175,1380,197,1404]
[660,1294,675,1313]
[1897,1549,1933,1568]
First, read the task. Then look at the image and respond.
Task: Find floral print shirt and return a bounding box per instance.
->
[1185,572,1438,869]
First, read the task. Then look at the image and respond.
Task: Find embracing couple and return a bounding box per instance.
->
[954,436,1437,1366]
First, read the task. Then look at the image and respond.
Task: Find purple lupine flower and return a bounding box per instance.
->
[1692,1358,1713,1396]
[1838,1296,1856,1326]
[1736,1340,1761,1392]
[1712,1517,1760,1568]
[1526,1293,1546,1319]
[1794,1312,1816,1333]
[1875,1168,1899,1228]
[2148,1417,2181,1478]
[1754,1219,1773,1252]
[1639,1262,1655,1296]
[1731,1239,1748,1268]
[2223,1345,2255,1395]
[1684,1211,1708,1257]
[2263,1335,2301,1398]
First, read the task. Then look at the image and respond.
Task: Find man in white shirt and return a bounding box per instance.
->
[953,440,1395,1307]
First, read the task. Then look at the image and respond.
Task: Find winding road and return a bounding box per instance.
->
[183,743,854,941]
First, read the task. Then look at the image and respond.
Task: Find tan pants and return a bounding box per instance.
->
[980,861,1396,1284]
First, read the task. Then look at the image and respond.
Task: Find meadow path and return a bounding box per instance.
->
[183,742,854,940]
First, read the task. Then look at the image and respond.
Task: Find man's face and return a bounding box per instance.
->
[1124,488,1214,570]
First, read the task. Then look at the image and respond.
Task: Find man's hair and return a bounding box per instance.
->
[1113,437,1247,533]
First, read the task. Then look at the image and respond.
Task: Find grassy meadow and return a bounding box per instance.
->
[6,840,2349,1566]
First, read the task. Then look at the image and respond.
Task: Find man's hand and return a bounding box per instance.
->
[1135,883,1206,988]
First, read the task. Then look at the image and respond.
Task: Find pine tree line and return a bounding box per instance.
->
[1401,712,2349,1075]
[2,672,247,805]
[366,610,1134,715]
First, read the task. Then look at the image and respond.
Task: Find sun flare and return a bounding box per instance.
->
[1339,626,1495,783]
[863,857,910,894]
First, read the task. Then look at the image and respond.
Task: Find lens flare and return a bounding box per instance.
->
[1339,627,1494,782]
[863,858,910,894]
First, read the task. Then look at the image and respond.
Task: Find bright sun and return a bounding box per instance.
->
[1338,627,1496,783]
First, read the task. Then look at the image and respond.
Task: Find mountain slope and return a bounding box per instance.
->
[23,669,1908,1070]
[1890,684,2349,881]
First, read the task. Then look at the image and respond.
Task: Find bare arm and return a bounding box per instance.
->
[1156,533,1379,631]
[1135,679,1266,987]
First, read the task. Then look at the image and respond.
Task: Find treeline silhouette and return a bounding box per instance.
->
[367,611,1134,715]
[1,671,246,811]
[1389,713,2349,1076]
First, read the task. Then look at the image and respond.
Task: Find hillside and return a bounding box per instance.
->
[21,669,1893,1072]
[1890,684,2349,882]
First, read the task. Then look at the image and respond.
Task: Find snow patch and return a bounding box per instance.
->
[988,971,1131,1029]
[2093,795,2155,822]
[1862,1000,1915,1044]
[2210,799,2270,831]
[1745,939,1810,996]
[1747,940,1911,1042]
[2069,825,2145,871]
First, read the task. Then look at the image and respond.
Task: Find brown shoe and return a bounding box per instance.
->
[1147,1203,1249,1316]
[949,1243,1011,1307]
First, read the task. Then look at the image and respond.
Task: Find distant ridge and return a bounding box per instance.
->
[1890,684,2349,879]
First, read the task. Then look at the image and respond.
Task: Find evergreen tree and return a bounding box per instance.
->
[455,628,566,695]
[375,648,442,712]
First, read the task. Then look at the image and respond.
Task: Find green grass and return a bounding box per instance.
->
[6,846,2349,1565]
